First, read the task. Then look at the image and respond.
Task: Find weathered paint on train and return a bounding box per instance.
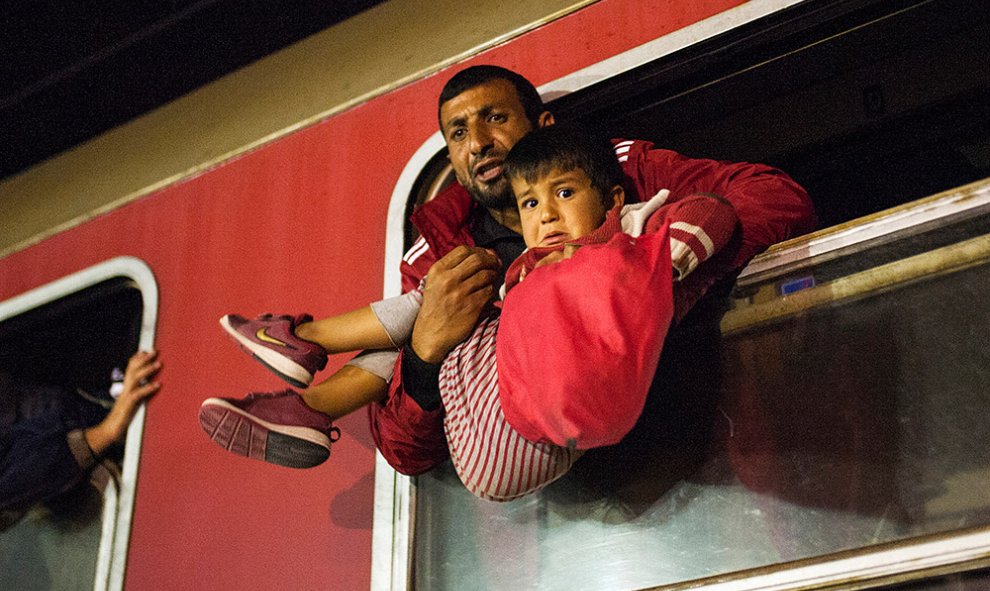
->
[0,1,746,588]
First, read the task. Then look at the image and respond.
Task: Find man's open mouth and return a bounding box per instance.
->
[473,160,503,183]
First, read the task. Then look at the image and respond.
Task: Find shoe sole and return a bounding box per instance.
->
[198,398,330,469]
[219,315,313,388]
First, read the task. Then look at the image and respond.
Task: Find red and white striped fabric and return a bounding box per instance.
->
[439,314,583,502]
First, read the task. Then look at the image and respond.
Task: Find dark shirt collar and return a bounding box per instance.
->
[469,207,526,287]
[470,206,521,248]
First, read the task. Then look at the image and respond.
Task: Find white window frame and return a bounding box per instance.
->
[0,256,158,591]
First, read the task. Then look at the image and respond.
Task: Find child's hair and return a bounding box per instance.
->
[503,124,625,208]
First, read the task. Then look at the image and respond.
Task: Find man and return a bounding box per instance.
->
[374,65,816,475]
[201,65,816,477]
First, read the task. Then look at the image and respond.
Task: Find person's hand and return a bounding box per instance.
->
[84,350,162,455]
[410,246,500,363]
[521,244,580,282]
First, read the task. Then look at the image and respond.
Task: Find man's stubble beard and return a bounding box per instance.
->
[465,177,515,211]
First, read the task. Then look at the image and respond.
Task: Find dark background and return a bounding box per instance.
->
[0,0,387,180]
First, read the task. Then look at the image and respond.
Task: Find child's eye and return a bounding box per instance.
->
[520,198,538,210]
[557,188,574,199]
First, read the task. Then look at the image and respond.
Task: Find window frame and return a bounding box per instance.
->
[370,0,990,588]
[0,256,158,591]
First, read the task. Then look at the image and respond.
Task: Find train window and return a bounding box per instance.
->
[402,149,457,252]
[402,0,990,589]
[557,0,990,230]
[0,257,157,591]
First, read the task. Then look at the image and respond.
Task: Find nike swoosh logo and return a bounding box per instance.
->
[256,328,293,348]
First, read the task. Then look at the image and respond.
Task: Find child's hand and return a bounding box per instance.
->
[84,351,162,455]
[522,244,581,282]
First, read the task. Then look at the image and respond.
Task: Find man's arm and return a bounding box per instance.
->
[84,351,161,455]
[1,352,160,512]
[368,244,500,475]
[623,141,816,317]
[624,141,817,268]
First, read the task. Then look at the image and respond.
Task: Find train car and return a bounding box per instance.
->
[1,0,988,589]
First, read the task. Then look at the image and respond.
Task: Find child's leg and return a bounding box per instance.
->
[439,316,582,501]
[300,363,388,420]
[296,290,421,352]
[220,290,421,387]
[199,354,393,468]
[295,306,392,353]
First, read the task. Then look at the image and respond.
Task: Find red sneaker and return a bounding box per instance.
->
[199,390,340,469]
[220,313,327,388]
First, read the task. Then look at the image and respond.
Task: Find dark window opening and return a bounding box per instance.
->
[0,276,144,589]
[553,0,990,229]
[403,150,456,252]
[0,277,143,397]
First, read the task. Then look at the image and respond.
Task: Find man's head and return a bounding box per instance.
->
[504,125,625,248]
[438,66,554,211]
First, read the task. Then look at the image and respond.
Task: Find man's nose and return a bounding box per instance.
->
[468,123,494,155]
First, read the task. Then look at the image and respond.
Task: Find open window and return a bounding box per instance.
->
[0,257,158,591]
[374,0,990,589]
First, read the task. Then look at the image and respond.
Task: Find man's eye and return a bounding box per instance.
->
[450,129,466,141]
[489,113,507,123]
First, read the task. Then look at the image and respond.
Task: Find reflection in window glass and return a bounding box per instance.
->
[415,243,990,589]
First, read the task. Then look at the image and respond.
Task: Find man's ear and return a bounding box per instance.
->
[610,185,626,208]
[537,111,555,128]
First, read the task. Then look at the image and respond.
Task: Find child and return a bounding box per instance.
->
[200,125,737,499]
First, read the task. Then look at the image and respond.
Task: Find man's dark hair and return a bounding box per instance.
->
[503,124,624,207]
[437,65,545,128]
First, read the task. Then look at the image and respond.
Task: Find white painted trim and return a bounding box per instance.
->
[0,256,159,591]
[382,132,449,300]
[736,177,990,284]
[538,0,810,99]
[370,130,447,591]
[370,455,414,591]
[661,527,990,591]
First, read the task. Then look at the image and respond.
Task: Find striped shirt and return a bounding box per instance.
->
[439,314,583,502]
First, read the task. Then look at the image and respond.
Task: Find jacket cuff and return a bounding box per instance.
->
[66,429,98,472]
[400,345,443,411]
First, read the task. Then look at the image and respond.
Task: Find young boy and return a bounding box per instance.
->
[200,125,737,499]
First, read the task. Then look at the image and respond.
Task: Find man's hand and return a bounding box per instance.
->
[84,350,162,456]
[411,246,500,363]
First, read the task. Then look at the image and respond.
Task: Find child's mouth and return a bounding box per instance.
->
[540,232,569,246]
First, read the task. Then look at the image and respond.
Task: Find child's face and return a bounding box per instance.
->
[512,167,623,248]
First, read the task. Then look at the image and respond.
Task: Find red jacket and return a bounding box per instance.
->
[368,139,816,475]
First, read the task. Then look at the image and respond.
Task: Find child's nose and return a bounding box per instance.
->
[540,202,559,221]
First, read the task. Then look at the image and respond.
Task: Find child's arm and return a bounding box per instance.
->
[635,193,739,321]
[644,193,738,281]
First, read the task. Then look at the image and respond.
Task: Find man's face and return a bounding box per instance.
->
[511,167,622,248]
[440,79,538,210]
